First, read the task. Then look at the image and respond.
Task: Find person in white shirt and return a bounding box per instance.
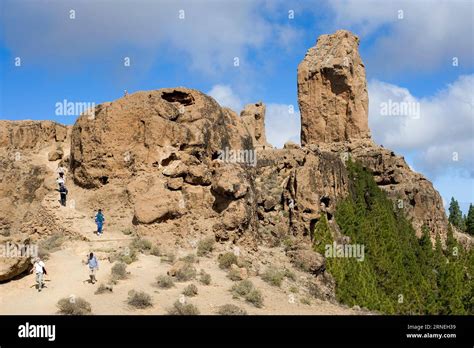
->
[30,257,47,292]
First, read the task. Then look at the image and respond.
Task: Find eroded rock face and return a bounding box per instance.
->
[298,30,370,145]
[319,139,449,239]
[240,102,271,149]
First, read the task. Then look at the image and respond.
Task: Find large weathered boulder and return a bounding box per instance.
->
[297,30,370,145]
[0,257,31,282]
[70,88,257,188]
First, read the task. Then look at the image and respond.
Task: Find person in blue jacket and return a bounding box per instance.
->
[95,209,105,236]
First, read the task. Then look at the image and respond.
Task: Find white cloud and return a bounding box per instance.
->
[207,84,300,148]
[208,85,242,113]
[0,0,291,76]
[265,103,300,148]
[326,0,473,73]
[369,75,474,178]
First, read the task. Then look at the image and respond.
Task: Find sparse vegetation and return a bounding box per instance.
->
[57,297,92,315]
[167,300,200,315]
[111,262,127,280]
[150,245,161,257]
[261,267,285,287]
[175,262,197,282]
[182,284,198,297]
[231,280,264,308]
[122,228,134,235]
[94,283,113,295]
[218,252,238,269]
[231,280,254,297]
[289,286,299,294]
[127,290,153,309]
[179,253,198,264]
[300,297,311,305]
[111,247,138,264]
[161,251,176,264]
[198,270,211,285]
[197,236,215,257]
[38,233,65,260]
[245,290,264,308]
[228,267,242,281]
[156,275,174,289]
[131,237,152,253]
[217,304,247,315]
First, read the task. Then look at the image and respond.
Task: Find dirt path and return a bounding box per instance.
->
[0,241,359,315]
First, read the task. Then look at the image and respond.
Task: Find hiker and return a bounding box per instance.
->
[56,172,66,188]
[95,209,105,236]
[86,252,99,284]
[59,183,68,207]
[30,257,47,292]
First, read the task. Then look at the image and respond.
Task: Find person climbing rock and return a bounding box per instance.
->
[86,252,99,284]
[95,209,105,236]
[30,257,47,292]
[59,183,68,207]
[56,172,66,188]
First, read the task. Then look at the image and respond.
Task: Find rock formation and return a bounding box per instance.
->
[298,30,370,145]
[240,102,271,149]
[0,30,459,290]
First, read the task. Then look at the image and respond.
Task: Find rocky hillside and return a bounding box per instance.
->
[0,30,465,314]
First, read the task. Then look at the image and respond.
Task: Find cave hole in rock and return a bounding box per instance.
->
[309,218,319,241]
[320,196,331,208]
[99,176,109,185]
[161,90,195,106]
[161,153,178,167]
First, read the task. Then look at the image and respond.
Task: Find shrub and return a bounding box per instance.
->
[175,263,197,282]
[199,270,211,285]
[218,252,238,269]
[122,228,134,235]
[284,268,297,281]
[182,284,198,297]
[156,275,174,289]
[94,283,113,295]
[111,262,127,280]
[150,245,161,257]
[131,238,152,252]
[179,253,198,264]
[217,304,247,315]
[57,297,92,315]
[161,252,176,264]
[261,267,285,287]
[300,297,311,305]
[228,267,242,281]
[167,300,200,315]
[127,290,153,309]
[197,237,215,257]
[289,286,299,294]
[231,280,254,297]
[245,289,264,308]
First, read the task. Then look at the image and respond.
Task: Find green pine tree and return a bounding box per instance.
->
[448,197,464,230]
[465,204,474,236]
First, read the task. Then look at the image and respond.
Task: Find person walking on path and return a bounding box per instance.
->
[95,209,105,236]
[86,253,99,284]
[59,183,68,207]
[31,257,47,292]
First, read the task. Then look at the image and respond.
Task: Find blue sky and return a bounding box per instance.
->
[0,0,473,214]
